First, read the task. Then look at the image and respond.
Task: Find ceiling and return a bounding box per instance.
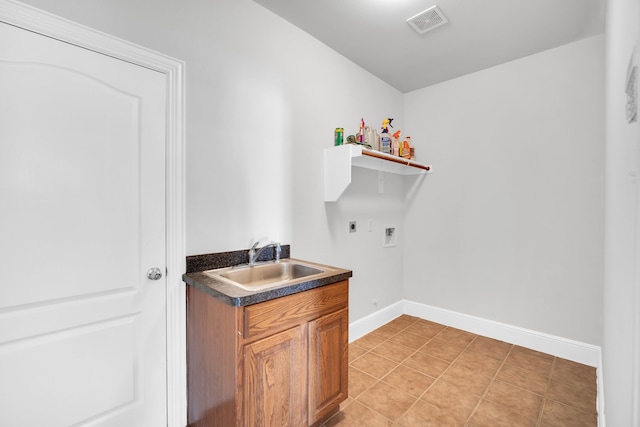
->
[252,0,606,93]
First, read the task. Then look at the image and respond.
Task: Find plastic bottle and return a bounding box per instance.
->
[402,137,411,159]
[364,126,378,150]
[380,118,394,154]
[380,131,391,154]
[392,130,402,157]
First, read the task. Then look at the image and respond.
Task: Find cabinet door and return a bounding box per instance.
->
[308,308,349,424]
[244,325,307,427]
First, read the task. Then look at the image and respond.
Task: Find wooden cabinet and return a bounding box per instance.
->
[308,308,349,424]
[187,280,349,427]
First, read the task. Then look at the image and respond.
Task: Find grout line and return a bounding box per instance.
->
[464,338,514,425]
[403,327,480,424]
[349,316,424,424]
[536,356,558,426]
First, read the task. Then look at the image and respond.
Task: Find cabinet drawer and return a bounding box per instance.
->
[243,281,348,342]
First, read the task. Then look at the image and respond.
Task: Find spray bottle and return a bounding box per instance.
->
[392,130,402,157]
[380,118,393,154]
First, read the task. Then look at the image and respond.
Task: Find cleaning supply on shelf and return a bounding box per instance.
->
[392,130,402,157]
[402,136,411,159]
[380,134,390,153]
[380,118,394,154]
[364,126,378,150]
[334,128,344,146]
[357,118,365,143]
[380,133,391,154]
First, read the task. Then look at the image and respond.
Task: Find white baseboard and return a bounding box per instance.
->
[349,299,605,426]
[403,300,601,367]
[349,300,404,342]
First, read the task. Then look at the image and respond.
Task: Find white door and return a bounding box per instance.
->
[0,20,168,427]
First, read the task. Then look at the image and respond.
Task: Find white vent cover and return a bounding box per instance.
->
[407,5,449,35]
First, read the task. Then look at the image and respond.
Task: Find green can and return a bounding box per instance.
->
[334,128,344,146]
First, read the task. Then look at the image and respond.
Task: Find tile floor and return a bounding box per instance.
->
[322,315,597,427]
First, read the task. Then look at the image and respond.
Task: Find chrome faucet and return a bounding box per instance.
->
[248,241,281,266]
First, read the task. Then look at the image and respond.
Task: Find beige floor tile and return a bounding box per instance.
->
[540,399,597,427]
[395,400,457,427]
[551,357,597,391]
[323,400,393,427]
[373,323,404,337]
[504,346,554,376]
[348,366,377,398]
[454,349,503,377]
[495,362,549,396]
[402,351,451,378]
[546,379,597,415]
[388,330,432,350]
[484,380,544,420]
[357,381,416,421]
[429,333,471,349]
[353,333,387,351]
[419,338,466,362]
[438,363,493,397]
[439,326,477,342]
[351,351,399,379]
[467,335,513,361]
[403,320,445,338]
[371,340,416,363]
[381,365,435,397]
[386,315,419,330]
[421,379,481,425]
[367,325,403,342]
[348,344,368,363]
[468,399,538,427]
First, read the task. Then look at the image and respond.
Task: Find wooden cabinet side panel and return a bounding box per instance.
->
[244,281,348,342]
[243,325,308,427]
[308,308,349,425]
[187,286,241,427]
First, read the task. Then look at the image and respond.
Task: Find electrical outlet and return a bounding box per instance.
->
[349,221,357,233]
[383,225,397,247]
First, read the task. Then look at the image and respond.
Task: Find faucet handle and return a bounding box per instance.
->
[248,241,260,265]
[275,243,281,262]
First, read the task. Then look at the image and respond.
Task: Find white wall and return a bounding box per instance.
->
[403,36,605,346]
[603,0,640,424]
[16,0,407,321]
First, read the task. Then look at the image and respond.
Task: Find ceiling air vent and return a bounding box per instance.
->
[407,5,449,35]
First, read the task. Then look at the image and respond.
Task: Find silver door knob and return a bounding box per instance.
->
[146,267,163,280]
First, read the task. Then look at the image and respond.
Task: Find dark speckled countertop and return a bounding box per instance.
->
[182,247,352,306]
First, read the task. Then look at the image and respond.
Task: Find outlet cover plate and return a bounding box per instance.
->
[383,225,397,247]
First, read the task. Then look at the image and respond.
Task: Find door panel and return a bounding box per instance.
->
[308,308,349,425]
[2,316,137,426]
[0,61,141,306]
[0,21,167,427]
[244,325,307,427]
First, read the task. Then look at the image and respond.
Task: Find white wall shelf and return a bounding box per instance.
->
[324,144,432,202]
